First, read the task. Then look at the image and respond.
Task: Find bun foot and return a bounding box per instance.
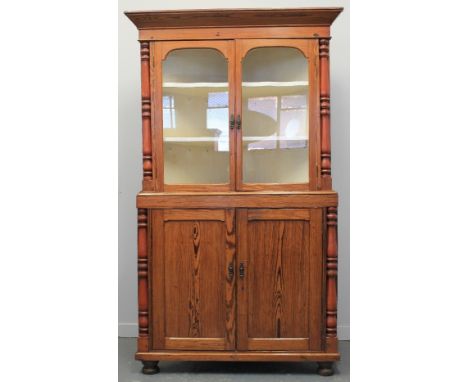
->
[141,361,160,375]
[317,362,334,376]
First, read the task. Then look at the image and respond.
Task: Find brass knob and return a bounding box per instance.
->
[239,262,245,279]
[229,114,235,130]
[228,263,234,280]
[236,115,241,130]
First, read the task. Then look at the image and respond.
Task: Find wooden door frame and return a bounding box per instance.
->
[234,38,320,192]
[236,208,324,351]
[151,208,236,350]
[151,40,237,192]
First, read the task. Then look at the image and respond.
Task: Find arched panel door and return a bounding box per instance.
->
[235,39,320,191]
[154,41,236,191]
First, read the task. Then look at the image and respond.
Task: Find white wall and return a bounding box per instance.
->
[119,0,350,340]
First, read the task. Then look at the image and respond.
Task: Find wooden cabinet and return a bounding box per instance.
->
[126,7,342,377]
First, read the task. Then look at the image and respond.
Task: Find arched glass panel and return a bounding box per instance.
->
[242,47,309,184]
[163,49,229,184]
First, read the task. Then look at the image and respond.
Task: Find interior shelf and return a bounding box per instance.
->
[243,136,308,141]
[163,136,308,142]
[162,81,308,88]
[163,82,227,88]
[164,137,226,142]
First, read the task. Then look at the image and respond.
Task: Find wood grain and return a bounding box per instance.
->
[247,220,309,340]
[137,208,150,352]
[127,7,343,366]
[236,209,249,350]
[163,209,225,221]
[247,209,310,221]
[151,210,165,349]
[309,39,321,190]
[236,208,323,351]
[165,337,227,350]
[160,40,232,61]
[125,8,343,30]
[164,184,232,192]
[224,209,236,349]
[325,207,338,352]
[228,42,237,191]
[239,183,310,192]
[136,350,341,362]
[140,43,153,190]
[309,208,323,351]
[150,42,163,191]
[152,209,236,351]
[188,221,201,337]
[234,40,243,191]
[319,38,332,189]
[247,338,309,351]
[237,39,311,61]
[164,220,224,341]
[139,26,330,41]
[137,191,338,209]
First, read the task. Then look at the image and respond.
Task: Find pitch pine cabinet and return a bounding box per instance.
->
[126,8,343,376]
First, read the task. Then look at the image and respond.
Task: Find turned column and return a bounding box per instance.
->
[325,207,338,353]
[140,41,153,190]
[137,208,150,352]
[319,38,332,190]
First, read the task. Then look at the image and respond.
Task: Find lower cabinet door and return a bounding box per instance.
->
[151,209,236,350]
[237,208,324,351]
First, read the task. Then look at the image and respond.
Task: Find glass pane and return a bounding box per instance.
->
[242,47,309,184]
[163,49,229,184]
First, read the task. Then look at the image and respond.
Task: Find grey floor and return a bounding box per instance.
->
[119,338,350,382]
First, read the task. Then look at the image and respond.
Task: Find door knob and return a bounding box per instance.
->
[229,114,235,130]
[239,262,245,279]
[228,263,234,281]
[236,115,242,130]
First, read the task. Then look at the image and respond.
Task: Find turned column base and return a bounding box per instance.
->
[141,361,160,375]
[317,361,334,376]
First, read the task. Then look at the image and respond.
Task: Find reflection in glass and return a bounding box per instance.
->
[242,47,309,184]
[163,49,229,184]
[163,95,176,129]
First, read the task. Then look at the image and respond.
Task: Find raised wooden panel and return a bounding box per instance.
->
[163,209,225,221]
[164,220,225,339]
[247,209,310,221]
[247,338,309,351]
[152,209,235,350]
[247,219,309,340]
[237,208,323,351]
[165,337,227,350]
